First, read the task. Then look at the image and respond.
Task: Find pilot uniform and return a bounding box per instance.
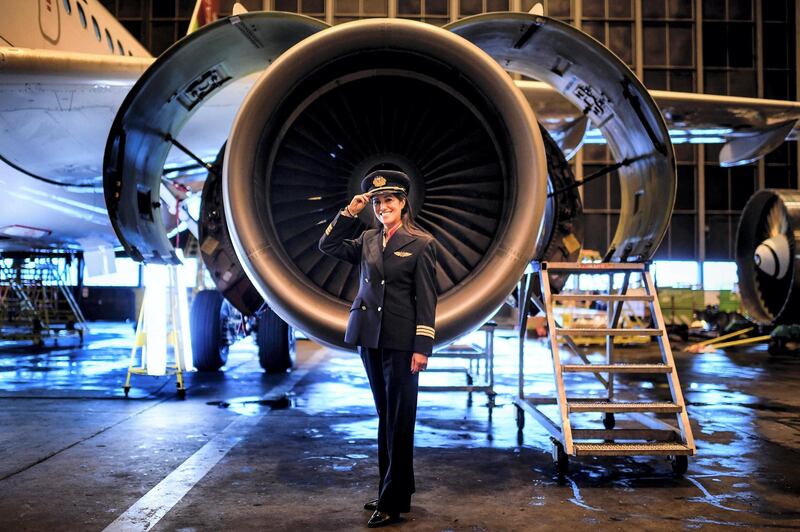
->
[318,170,437,518]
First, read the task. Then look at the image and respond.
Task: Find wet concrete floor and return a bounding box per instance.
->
[1,322,799,530]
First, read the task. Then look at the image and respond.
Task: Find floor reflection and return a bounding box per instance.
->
[1,322,800,527]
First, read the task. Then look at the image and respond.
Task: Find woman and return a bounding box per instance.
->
[319,169,437,528]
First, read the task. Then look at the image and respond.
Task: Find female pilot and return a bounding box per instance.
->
[318,169,437,528]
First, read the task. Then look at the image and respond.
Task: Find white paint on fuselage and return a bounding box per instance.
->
[0,0,152,251]
[0,0,151,57]
[0,170,112,252]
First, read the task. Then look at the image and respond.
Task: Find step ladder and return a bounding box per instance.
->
[123,265,192,399]
[513,261,695,475]
[0,258,87,344]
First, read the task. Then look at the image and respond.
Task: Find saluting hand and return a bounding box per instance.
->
[345,193,371,216]
[411,353,428,374]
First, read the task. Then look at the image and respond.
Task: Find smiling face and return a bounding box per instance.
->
[372,193,406,229]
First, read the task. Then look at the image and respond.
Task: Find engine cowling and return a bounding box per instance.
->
[224,19,546,348]
[199,144,264,316]
[105,12,675,351]
[736,189,800,325]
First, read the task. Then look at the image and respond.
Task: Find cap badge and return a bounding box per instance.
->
[373,176,387,187]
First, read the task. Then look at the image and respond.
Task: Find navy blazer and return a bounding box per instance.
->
[318,211,438,355]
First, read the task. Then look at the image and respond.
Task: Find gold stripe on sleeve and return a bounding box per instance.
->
[416,325,435,339]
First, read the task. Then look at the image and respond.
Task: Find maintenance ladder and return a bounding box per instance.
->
[0,259,88,344]
[514,261,695,475]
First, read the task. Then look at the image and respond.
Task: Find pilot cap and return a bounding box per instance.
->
[361,169,411,196]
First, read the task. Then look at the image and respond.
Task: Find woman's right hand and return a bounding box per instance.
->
[345,193,371,216]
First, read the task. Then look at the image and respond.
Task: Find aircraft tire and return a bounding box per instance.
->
[257,307,295,373]
[190,290,230,371]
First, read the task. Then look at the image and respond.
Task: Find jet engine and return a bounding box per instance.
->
[223,19,546,348]
[736,189,800,325]
[104,12,675,358]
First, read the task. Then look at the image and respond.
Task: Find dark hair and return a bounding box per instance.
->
[402,200,430,237]
[373,192,429,237]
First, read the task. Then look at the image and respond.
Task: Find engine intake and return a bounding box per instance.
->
[225,19,546,348]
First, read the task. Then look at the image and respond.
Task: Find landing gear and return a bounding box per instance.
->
[190,290,234,371]
[670,455,688,476]
[257,307,295,373]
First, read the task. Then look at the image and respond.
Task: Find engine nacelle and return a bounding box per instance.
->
[104,12,675,351]
[199,144,264,316]
[224,19,546,348]
[736,189,800,325]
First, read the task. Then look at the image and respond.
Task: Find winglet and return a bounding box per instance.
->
[187,0,220,35]
[719,119,799,167]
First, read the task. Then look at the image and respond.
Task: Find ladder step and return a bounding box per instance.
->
[552,294,654,302]
[573,442,692,456]
[555,327,662,336]
[568,401,682,413]
[543,262,646,273]
[572,428,679,441]
[562,363,672,373]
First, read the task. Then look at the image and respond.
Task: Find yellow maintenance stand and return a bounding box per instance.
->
[123,265,192,399]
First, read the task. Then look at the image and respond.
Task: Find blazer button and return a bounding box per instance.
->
[365,278,369,283]
[361,305,367,310]
[378,307,382,312]
[380,280,385,285]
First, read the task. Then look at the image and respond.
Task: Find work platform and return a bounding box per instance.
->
[514,262,695,475]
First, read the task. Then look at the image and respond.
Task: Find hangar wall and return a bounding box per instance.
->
[99,0,799,286]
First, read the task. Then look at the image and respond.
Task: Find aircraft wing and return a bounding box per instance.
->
[2,48,798,190]
[517,80,800,166]
[649,89,800,166]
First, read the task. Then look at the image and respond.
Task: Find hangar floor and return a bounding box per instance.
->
[1,323,799,531]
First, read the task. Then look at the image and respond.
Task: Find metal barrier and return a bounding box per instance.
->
[420,321,496,406]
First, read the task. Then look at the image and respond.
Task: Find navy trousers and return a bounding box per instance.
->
[360,347,419,513]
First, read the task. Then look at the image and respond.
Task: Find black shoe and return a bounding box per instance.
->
[367,510,400,528]
[364,499,379,511]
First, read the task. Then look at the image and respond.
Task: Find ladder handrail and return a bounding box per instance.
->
[57,283,89,328]
[541,269,575,454]
[44,262,89,330]
[535,260,695,460]
[10,278,37,314]
[643,270,696,452]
